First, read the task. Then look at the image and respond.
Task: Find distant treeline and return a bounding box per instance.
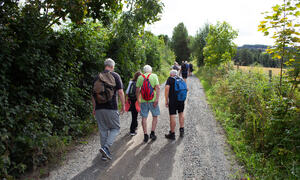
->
[234,45,280,68]
[238,44,269,50]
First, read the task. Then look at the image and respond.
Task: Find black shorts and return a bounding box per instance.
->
[182,72,188,79]
[169,101,185,115]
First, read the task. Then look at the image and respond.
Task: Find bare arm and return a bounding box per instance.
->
[153,85,160,107]
[165,85,170,107]
[118,89,125,114]
[155,85,160,101]
[136,87,140,102]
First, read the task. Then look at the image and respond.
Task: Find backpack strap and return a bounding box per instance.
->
[172,75,179,80]
[142,74,151,79]
[146,73,151,79]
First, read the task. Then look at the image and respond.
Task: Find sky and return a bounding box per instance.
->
[146,0,281,46]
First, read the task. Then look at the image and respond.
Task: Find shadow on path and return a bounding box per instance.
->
[140,138,183,179]
[101,142,153,180]
[71,133,133,180]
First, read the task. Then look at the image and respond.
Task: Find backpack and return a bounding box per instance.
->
[93,72,116,104]
[141,74,155,101]
[128,81,137,100]
[181,63,187,72]
[172,65,179,71]
[173,76,187,101]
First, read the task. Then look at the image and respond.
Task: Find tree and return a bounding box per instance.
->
[192,23,210,66]
[239,49,254,65]
[158,34,171,46]
[258,0,300,92]
[171,22,191,63]
[203,21,238,66]
[0,0,165,178]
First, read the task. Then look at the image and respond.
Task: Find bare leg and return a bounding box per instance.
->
[151,116,158,132]
[142,117,147,134]
[179,112,184,128]
[170,115,176,132]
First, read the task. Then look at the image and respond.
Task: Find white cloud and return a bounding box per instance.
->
[147,0,281,46]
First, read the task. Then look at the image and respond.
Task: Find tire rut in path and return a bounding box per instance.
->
[44,75,243,180]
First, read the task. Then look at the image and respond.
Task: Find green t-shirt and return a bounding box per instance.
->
[136,73,159,103]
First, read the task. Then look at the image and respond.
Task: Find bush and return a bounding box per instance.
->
[197,66,300,179]
[0,9,173,179]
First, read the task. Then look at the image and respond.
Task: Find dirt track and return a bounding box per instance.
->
[45,75,243,180]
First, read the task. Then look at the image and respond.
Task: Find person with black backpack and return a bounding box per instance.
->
[92,58,125,161]
[165,70,187,140]
[125,71,142,136]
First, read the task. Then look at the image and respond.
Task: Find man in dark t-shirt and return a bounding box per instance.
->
[180,61,188,82]
[92,71,123,110]
[164,70,185,140]
[92,58,125,161]
[189,63,193,76]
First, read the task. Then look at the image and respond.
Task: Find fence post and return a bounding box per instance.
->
[269,70,272,82]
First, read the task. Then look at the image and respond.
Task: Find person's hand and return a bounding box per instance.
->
[120,106,125,115]
[153,100,159,108]
[165,102,169,108]
[137,100,141,106]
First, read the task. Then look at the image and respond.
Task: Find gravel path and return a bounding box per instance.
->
[44,75,243,180]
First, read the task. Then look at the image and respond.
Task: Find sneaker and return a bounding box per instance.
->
[180,128,184,138]
[130,132,137,136]
[100,147,112,160]
[150,132,157,141]
[144,134,149,143]
[101,155,108,161]
[165,131,175,140]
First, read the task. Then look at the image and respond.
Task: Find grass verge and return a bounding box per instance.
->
[195,68,252,179]
[195,66,300,179]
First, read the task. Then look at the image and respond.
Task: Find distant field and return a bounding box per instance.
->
[235,65,284,76]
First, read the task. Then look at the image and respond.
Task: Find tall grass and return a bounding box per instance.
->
[196,64,300,179]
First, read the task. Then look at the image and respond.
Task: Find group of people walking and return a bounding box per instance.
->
[92,58,189,161]
[172,61,193,82]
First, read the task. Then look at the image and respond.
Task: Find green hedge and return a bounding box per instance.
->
[0,11,174,180]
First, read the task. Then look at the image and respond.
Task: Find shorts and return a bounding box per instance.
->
[182,72,188,79]
[169,101,185,115]
[140,102,160,118]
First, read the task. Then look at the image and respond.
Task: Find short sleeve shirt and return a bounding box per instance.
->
[181,64,188,73]
[166,77,177,104]
[93,70,123,110]
[136,73,159,103]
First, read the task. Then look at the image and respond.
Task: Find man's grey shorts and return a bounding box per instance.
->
[140,102,160,118]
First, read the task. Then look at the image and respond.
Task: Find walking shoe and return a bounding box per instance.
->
[144,134,149,143]
[100,147,112,160]
[101,155,108,161]
[179,128,184,137]
[165,131,175,140]
[150,131,157,141]
[130,132,137,136]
